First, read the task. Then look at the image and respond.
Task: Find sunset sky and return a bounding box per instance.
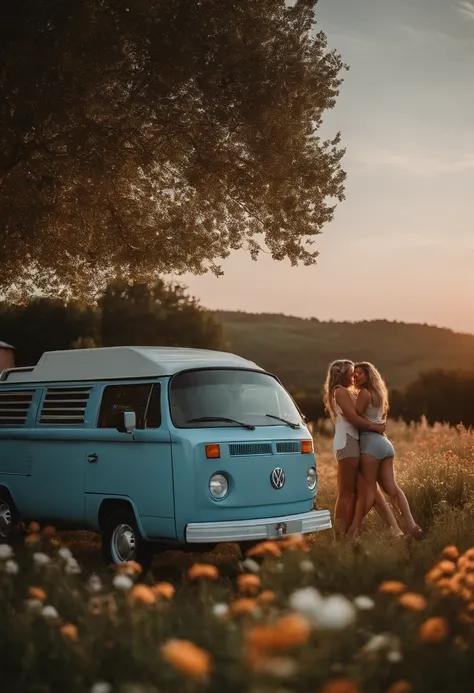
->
[176,0,474,335]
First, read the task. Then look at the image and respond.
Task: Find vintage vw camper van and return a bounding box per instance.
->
[0,347,331,566]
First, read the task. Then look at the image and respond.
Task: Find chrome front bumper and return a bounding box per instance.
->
[185,509,332,543]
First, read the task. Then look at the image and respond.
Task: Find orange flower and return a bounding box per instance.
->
[237,573,261,595]
[270,614,311,649]
[28,521,40,534]
[28,587,47,601]
[41,525,56,537]
[115,560,142,576]
[386,681,412,693]
[463,574,474,589]
[129,584,156,606]
[231,598,259,616]
[246,541,282,558]
[187,563,219,581]
[425,568,443,584]
[457,556,469,571]
[378,581,407,596]
[463,548,474,561]
[24,533,40,546]
[161,639,212,679]
[245,614,311,669]
[319,678,361,693]
[398,592,428,612]
[151,582,175,599]
[419,617,449,643]
[258,590,277,605]
[436,560,457,575]
[60,623,79,642]
[442,545,460,561]
[279,534,309,552]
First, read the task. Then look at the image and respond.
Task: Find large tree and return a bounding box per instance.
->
[0,0,346,300]
[99,279,225,349]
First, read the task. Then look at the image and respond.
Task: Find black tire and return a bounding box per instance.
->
[0,492,23,546]
[101,507,153,573]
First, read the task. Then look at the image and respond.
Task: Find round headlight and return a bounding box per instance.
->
[307,466,317,491]
[209,473,229,499]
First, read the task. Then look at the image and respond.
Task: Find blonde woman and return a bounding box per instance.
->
[347,361,422,539]
[323,360,404,538]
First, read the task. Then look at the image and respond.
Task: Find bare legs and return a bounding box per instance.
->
[378,456,422,537]
[346,456,404,539]
[334,457,359,537]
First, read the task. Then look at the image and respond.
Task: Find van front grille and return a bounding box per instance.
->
[229,443,272,457]
[276,442,300,454]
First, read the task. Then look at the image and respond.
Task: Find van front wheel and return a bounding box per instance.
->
[102,508,153,573]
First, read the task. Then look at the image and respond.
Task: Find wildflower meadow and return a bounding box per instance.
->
[2,420,474,693]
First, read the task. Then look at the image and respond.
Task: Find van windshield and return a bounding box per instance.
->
[170,369,302,429]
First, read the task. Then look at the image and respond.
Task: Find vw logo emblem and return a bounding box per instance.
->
[270,467,286,490]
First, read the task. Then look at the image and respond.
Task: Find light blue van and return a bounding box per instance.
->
[0,347,331,567]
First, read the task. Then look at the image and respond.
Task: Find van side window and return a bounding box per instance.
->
[98,384,161,429]
[39,387,91,425]
[0,390,35,426]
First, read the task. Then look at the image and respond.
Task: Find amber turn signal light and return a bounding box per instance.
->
[301,440,313,454]
[205,444,221,459]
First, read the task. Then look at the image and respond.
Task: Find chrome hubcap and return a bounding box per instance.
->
[0,500,12,539]
[111,523,136,563]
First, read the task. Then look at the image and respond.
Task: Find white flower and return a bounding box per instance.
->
[299,559,315,573]
[33,552,51,566]
[64,557,81,575]
[87,574,103,593]
[387,650,403,663]
[112,574,133,591]
[256,657,299,679]
[91,683,112,693]
[212,603,229,618]
[5,559,19,574]
[361,633,400,657]
[315,595,356,630]
[289,587,323,623]
[242,558,260,574]
[42,604,59,620]
[25,598,43,614]
[0,543,13,560]
[354,595,375,611]
[58,547,73,560]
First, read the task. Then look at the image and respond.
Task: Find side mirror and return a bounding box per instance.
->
[117,410,136,434]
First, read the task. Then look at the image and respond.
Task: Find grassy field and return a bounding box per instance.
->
[2,420,474,693]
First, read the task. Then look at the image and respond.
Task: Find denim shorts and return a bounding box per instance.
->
[360,432,395,460]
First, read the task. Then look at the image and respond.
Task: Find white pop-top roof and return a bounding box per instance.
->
[0,346,263,384]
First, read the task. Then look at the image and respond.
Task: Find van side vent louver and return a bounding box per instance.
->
[229,443,272,457]
[0,390,34,426]
[39,387,91,425]
[276,442,300,454]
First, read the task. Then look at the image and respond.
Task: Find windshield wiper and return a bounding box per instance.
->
[265,414,300,429]
[187,416,256,431]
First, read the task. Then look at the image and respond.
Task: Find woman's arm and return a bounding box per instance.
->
[355,389,370,416]
[335,388,386,433]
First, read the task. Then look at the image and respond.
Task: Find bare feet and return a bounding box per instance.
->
[405,525,423,540]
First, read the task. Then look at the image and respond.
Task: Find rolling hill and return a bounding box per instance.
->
[215,311,474,392]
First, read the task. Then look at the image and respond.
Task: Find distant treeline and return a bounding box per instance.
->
[292,369,474,429]
[1,290,473,428]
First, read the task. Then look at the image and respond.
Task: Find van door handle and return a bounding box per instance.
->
[87,453,98,464]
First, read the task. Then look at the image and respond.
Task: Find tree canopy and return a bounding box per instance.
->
[0,0,346,300]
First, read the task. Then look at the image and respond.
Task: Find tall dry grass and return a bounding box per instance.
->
[1,420,474,693]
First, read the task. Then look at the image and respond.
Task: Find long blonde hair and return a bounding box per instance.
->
[354,361,389,417]
[323,359,354,421]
